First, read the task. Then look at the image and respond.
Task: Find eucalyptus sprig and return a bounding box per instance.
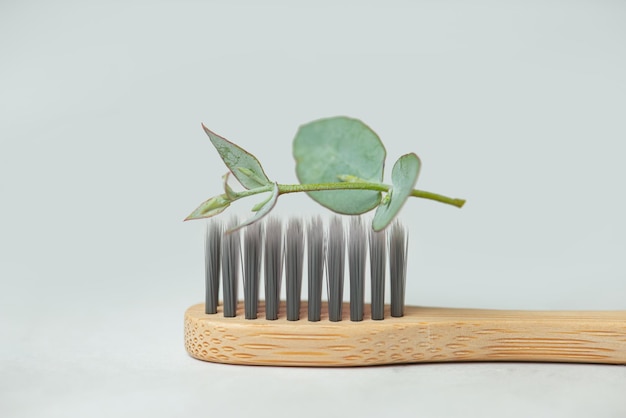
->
[185,116,465,231]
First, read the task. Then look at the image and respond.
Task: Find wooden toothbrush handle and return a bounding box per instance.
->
[184,303,626,366]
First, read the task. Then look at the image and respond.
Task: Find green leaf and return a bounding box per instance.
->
[202,124,271,189]
[228,182,279,232]
[372,153,421,231]
[184,194,231,221]
[250,192,273,211]
[222,172,237,200]
[293,116,386,214]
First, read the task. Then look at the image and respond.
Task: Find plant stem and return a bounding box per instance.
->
[278,182,388,194]
[278,183,465,208]
[409,189,466,208]
[233,182,465,208]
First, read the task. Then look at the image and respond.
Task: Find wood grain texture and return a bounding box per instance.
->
[184,302,626,366]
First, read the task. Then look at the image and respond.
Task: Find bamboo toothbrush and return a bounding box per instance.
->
[184,116,626,366]
[184,217,626,367]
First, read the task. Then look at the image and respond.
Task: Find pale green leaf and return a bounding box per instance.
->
[372,153,421,231]
[202,124,271,189]
[250,192,273,211]
[184,194,231,221]
[228,182,279,232]
[293,116,386,214]
[222,172,237,200]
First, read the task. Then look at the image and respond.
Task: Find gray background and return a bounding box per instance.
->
[1,1,625,417]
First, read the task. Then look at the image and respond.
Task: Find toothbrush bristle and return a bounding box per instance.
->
[369,227,386,320]
[285,219,304,321]
[348,217,366,322]
[326,217,345,322]
[307,217,324,321]
[202,217,409,321]
[221,219,240,318]
[389,221,408,318]
[204,220,222,314]
[264,218,283,320]
[243,222,262,319]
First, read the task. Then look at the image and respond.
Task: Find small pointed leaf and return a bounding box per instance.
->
[202,124,271,189]
[251,192,273,212]
[185,194,231,221]
[222,172,237,200]
[372,153,421,231]
[236,167,270,188]
[228,182,279,232]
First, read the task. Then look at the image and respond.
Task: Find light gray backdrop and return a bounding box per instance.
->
[1,1,625,417]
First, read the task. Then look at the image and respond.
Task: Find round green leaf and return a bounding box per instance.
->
[372,153,421,231]
[293,116,386,214]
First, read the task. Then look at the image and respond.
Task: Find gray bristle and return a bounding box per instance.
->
[348,217,366,321]
[221,220,240,318]
[369,227,386,320]
[202,217,410,322]
[285,219,304,321]
[307,217,324,321]
[264,218,283,320]
[389,221,408,317]
[205,220,222,314]
[326,217,345,322]
[243,222,262,319]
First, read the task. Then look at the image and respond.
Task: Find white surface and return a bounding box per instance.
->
[1,1,625,417]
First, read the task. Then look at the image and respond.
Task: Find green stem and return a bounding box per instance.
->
[410,189,466,208]
[278,182,388,194]
[232,182,465,208]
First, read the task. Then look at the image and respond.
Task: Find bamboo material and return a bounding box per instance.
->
[184,302,626,366]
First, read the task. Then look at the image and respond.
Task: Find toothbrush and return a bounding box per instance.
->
[184,218,626,367]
